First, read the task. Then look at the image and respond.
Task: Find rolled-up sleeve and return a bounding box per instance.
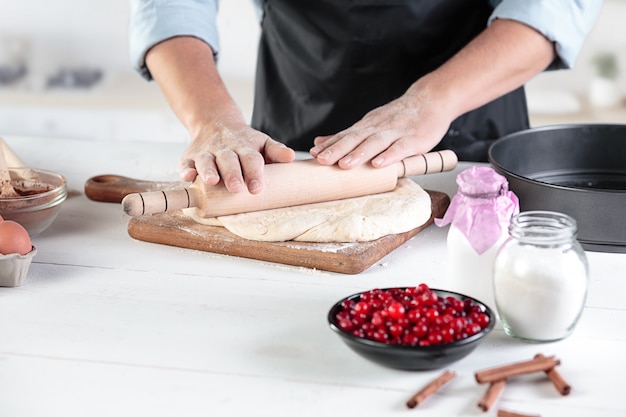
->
[129,0,220,80]
[489,0,603,69]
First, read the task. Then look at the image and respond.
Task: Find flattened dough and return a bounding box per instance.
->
[183,178,431,242]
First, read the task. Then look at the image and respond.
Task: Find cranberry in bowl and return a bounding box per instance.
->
[327,284,495,370]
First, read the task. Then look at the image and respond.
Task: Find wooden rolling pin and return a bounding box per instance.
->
[122,150,457,218]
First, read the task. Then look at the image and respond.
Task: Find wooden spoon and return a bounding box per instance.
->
[0,136,38,182]
[0,141,20,198]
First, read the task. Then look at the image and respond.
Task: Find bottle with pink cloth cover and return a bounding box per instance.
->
[435,166,519,314]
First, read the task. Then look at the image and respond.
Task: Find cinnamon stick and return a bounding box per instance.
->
[475,356,560,384]
[534,353,571,395]
[478,379,506,412]
[497,408,541,417]
[406,370,457,409]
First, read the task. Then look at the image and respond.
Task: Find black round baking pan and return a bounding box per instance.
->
[488,123,626,253]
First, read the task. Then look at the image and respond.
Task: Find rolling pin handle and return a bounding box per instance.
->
[122,188,199,216]
[399,150,458,177]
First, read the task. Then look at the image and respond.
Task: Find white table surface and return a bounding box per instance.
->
[1,135,624,417]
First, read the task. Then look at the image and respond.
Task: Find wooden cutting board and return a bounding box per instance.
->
[127,190,449,274]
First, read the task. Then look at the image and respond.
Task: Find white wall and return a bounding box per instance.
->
[528,0,626,95]
[0,0,259,82]
[0,0,624,142]
[0,1,132,77]
[0,0,260,141]
[2,0,622,91]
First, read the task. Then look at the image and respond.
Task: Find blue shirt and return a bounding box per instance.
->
[129,0,602,80]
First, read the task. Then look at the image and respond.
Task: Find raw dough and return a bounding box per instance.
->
[183,178,431,243]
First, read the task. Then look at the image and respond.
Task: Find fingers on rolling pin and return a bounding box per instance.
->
[120,151,457,217]
[400,150,458,177]
[122,188,197,216]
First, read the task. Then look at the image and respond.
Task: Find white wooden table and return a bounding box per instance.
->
[1,136,624,417]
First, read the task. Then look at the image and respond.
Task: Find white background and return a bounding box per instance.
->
[0,0,625,142]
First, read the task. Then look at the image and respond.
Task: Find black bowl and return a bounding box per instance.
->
[328,288,495,371]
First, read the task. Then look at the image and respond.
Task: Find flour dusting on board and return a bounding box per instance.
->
[277,241,362,253]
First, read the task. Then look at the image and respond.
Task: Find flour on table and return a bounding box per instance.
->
[183,178,431,243]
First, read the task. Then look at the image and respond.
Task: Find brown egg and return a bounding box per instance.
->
[0,220,32,255]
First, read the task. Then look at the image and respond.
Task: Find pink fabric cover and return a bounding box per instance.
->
[435,166,519,254]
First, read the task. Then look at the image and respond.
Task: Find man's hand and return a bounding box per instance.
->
[180,122,295,194]
[310,19,555,169]
[310,82,452,170]
[146,36,295,194]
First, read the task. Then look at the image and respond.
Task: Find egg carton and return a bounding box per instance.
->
[0,246,37,287]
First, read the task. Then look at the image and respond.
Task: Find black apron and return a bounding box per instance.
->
[251,0,529,162]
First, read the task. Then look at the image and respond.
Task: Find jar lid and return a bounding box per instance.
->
[457,166,508,197]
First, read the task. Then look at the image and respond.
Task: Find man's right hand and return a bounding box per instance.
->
[179,121,295,194]
[145,36,295,194]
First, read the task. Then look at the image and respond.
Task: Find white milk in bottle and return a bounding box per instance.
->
[435,166,519,314]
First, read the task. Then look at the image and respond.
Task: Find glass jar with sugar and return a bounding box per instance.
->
[493,211,589,343]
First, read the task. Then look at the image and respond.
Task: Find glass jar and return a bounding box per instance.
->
[493,211,589,343]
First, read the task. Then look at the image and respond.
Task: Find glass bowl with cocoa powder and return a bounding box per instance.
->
[0,168,67,236]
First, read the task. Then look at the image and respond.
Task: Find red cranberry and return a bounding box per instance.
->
[389,323,404,338]
[387,302,406,320]
[411,322,429,338]
[474,313,491,328]
[354,300,370,314]
[406,309,422,323]
[334,284,490,346]
[424,308,439,323]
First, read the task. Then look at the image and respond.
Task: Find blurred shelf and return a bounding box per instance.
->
[0,73,169,109]
[530,98,626,127]
[0,74,254,143]
[2,72,623,143]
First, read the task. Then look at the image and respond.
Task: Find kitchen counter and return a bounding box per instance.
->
[529,98,626,128]
[0,136,624,417]
[0,74,251,142]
